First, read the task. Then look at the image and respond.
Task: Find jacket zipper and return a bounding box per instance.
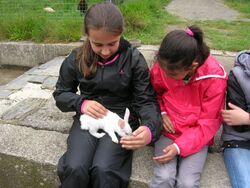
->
[100,63,105,104]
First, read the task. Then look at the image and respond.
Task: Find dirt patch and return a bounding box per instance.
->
[0,66,30,85]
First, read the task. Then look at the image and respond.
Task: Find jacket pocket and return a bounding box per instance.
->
[166,100,201,129]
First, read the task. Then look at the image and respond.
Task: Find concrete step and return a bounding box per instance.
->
[0,124,230,188]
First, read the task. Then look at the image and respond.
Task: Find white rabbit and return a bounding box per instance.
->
[80,108,132,144]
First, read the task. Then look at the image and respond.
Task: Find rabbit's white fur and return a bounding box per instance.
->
[80,108,132,144]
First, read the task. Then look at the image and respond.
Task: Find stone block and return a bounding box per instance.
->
[0,90,13,99]
[0,42,44,67]
[41,76,58,90]
[1,98,46,121]
[20,98,74,133]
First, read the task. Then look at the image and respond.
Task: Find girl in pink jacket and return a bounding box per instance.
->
[150,25,227,188]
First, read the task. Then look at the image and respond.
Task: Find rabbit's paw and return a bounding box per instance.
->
[111,137,119,144]
[80,124,88,130]
[108,132,119,144]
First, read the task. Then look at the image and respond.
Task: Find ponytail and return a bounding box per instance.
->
[188,25,210,65]
[77,38,98,79]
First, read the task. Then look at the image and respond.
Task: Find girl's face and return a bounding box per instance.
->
[164,67,191,80]
[88,28,121,60]
[161,62,199,80]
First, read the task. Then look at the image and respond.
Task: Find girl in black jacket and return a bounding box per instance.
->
[221,50,250,188]
[53,2,162,188]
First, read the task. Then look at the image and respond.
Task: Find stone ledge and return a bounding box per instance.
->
[0,42,81,67]
[0,124,230,188]
[0,42,236,69]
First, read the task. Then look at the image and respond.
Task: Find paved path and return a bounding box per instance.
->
[166,0,241,21]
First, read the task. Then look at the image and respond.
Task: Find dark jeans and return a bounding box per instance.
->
[58,118,133,188]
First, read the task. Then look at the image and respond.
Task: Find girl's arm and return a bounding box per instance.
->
[226,71,246,110]
[150,63,167,113]
[53,52,85,114]
[129,50,163,144]
[150,63,175,134]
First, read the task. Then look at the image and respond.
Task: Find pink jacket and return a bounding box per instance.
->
[150,55,227,157]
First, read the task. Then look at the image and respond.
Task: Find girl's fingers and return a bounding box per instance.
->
[120,135,144,145]
[163,122,174,133]
[228,102,239,110]
[87,110,99,119]
[121,144,142,150]
[162,116,175,133]
[132,126,146,136]
[163,123,171,132]
[87,107,103,119]
[94,102,107,115]
[153,155,170,163]
[121,139,143,146]
[120,139,144,149]
[86,102,107,118]
[120,129,147,149]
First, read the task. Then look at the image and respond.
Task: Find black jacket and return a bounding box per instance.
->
[53,41,162,144]
[226,71,250,132]
[222,72,250,146]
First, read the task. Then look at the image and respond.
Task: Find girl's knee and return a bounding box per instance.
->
[91,164,114,180]
[91,164,106,177]
[63,163,89,180]
[177,177,200,188]
[91,164,127,187]
[150,173,175,188]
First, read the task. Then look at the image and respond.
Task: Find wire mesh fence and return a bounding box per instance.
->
[0,0,125,20]
[0,0,84,20]
[0,0,126,42]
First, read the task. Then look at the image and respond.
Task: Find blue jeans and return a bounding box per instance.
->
[223,148,250,188]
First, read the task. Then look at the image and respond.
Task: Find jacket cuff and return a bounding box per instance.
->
[173,143,180,155]
[80,100,89,114]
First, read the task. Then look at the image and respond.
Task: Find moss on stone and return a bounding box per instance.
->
[0,153,59,188]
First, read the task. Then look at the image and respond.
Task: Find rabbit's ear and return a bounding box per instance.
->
[124,108,130,122]
[118,119,125,129]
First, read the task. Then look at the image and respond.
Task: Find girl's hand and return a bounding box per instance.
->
[162,114,175,133]
[82,100,107,119]
[222,103,250,126]
[153,144,178,164]
[120,126,151,150]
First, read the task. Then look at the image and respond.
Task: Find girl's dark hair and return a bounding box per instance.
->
[157,25,210,71]
[78,3,124,78]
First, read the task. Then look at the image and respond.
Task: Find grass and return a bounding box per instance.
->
[224,0,250,19]
[0,0,249,51]
[120,0,176,44]
[0,0,84,42]
[196,20,250,51]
